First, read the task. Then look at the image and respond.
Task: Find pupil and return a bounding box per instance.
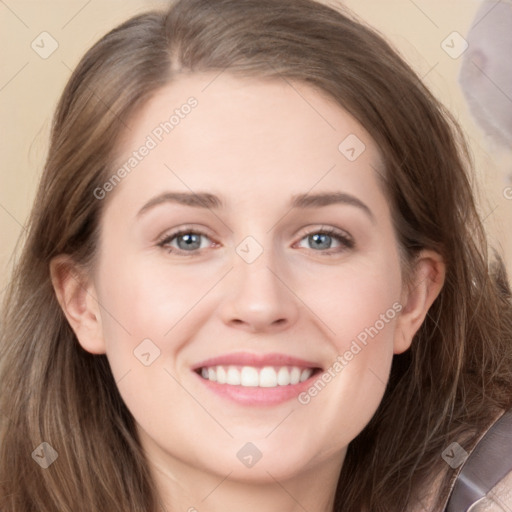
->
[175,233,333,251]
[178,233,200,250]
[311,233,331,250]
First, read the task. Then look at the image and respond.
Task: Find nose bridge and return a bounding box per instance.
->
[233,233,283,300]
[217,232,299,332]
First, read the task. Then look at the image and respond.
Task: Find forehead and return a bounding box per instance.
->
[107,72,386,212]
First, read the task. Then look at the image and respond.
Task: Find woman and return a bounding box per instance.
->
[1,0,511,510]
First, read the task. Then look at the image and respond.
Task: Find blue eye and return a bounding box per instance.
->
[296,228,354,253]
[157,229,214,255]
[157,226,354,257]
[172,232,203,251]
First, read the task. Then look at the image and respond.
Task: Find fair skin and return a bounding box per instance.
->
[51,73,445,512]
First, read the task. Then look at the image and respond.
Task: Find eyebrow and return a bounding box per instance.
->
[136,191,375,222]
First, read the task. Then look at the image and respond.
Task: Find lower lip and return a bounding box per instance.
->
[193,370,319,406]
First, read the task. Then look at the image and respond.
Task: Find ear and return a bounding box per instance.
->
[394,250,446,354]
[49,255,106,354]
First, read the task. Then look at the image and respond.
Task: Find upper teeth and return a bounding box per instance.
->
[200,365,314,387]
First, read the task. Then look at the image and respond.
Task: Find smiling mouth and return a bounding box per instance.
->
[195,365,323,388]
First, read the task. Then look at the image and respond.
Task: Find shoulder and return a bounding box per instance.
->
[410,407,512,512]
[467,470,512,512]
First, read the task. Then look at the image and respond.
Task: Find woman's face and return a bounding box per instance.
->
[88,73,411,484]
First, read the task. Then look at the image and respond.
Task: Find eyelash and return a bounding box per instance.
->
[156,225,355,257]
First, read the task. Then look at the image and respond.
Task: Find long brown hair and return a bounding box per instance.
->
[1,1,511,510]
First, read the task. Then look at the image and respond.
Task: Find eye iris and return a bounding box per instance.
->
[177,233,201,250]
[310,233,331,250]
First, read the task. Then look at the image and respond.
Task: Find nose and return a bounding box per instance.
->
[217,245,300,334]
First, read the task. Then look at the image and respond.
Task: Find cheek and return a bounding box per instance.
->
[88,232,404,477]
[294,257,401,421]
[93,254,198,424]
[296,292,398,456]
[299,254,402,347]
[93,250,227,398]
[96,253,210,341]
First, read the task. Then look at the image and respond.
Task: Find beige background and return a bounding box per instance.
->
[1,0,511,294]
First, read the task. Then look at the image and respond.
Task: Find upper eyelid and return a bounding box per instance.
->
[296,225,352,240]
[157,229,215,248]
[157,226,354,250]
[156,224,214,241]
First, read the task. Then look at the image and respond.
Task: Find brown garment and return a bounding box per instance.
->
[411,408,512,512]
[469,472,512,511]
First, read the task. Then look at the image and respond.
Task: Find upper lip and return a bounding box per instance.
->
[191,352,323,371]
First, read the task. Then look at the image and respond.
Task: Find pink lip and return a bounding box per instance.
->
[191,352,323,407]
[193,373,319,406]
[191,352,322,371]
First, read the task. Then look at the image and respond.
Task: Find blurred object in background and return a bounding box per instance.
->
[459,0,512,156]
